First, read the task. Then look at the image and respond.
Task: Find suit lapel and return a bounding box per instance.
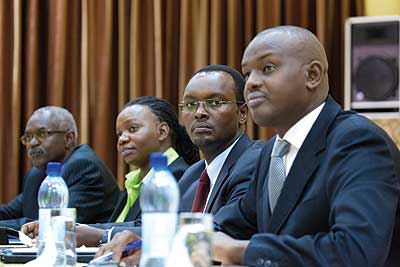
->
[205,134,251,212]
[266,145,321,233]
[125,198,142,221]
[181,163,205,211]
[108,191,127,222]
[266,96,341,233]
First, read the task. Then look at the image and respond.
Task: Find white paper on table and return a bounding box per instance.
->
[11,246,98,254]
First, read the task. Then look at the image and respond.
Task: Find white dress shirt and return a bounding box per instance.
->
[276,102,325,175]
[202,134,242,211]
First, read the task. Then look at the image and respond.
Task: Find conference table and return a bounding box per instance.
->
[0,245,244,267]
[0,244,95,266]
[0,264,87,267]
[0,264,243,267]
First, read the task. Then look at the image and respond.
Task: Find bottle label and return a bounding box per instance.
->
[38,209,52,256]
[141,212,177,258]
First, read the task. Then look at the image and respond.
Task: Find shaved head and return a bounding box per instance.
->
[241,25,329,135]
[257,26,328,71]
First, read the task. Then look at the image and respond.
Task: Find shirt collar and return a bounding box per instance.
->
[205,134,242,187]
[124,169,143,191]
[281,102,325,150]
[164,147,180,165]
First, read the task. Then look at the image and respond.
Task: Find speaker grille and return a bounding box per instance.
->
[355,55,398,101]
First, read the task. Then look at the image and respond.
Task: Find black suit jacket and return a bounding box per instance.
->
[217,96,400,267]
[0,144,120,229]
[179,134,263,217]
[91,156,189,230]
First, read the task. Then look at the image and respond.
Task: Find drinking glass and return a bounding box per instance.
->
[167,212,213,267]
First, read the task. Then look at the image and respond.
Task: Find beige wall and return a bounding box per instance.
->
[365,0,400,16]
[372,119,400,147]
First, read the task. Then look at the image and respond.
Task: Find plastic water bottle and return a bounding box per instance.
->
[140,153,180,267]
[38,162,69,209]
[37,162,69,265]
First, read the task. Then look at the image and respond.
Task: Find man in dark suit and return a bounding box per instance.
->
[0,106,119,230]
[94,65,263,264]
[178,65,263,216]
[213,26,400,267]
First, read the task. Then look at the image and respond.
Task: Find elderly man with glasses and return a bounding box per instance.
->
[0,106,120,230]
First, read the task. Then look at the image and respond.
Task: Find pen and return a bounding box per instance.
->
[88,239,142,264]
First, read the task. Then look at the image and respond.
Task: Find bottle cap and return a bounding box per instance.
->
[46,162,62,175]
[150,152,168,168]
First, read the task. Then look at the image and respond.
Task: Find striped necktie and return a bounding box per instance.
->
[268,139,290,213]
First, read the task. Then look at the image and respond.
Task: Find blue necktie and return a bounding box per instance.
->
[268,139,290,213]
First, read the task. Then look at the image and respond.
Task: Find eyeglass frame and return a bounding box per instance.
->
[178,99,245,113]
[20,128,70,145]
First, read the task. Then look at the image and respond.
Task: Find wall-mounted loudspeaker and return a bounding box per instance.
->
[344,16,400,118]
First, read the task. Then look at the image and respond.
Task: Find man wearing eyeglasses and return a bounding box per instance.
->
[93,65,264,265]
[177,64,263,217]
[0,106,120,230]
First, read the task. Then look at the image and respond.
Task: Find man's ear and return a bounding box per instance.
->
[238,104,248,125]
[157,122,170,142]
[64,131,75,149]
[305,60,324,90]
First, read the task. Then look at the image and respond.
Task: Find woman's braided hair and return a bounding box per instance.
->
[123,96,200,165]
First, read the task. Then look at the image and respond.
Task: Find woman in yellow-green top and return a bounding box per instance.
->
[108,96,199,223]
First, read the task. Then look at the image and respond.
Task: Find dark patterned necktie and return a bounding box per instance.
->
[191,169,210,212]
[268,139,290,213]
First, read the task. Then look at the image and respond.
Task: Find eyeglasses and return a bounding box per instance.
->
[178,99,245,112]
[20,128,69,145]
